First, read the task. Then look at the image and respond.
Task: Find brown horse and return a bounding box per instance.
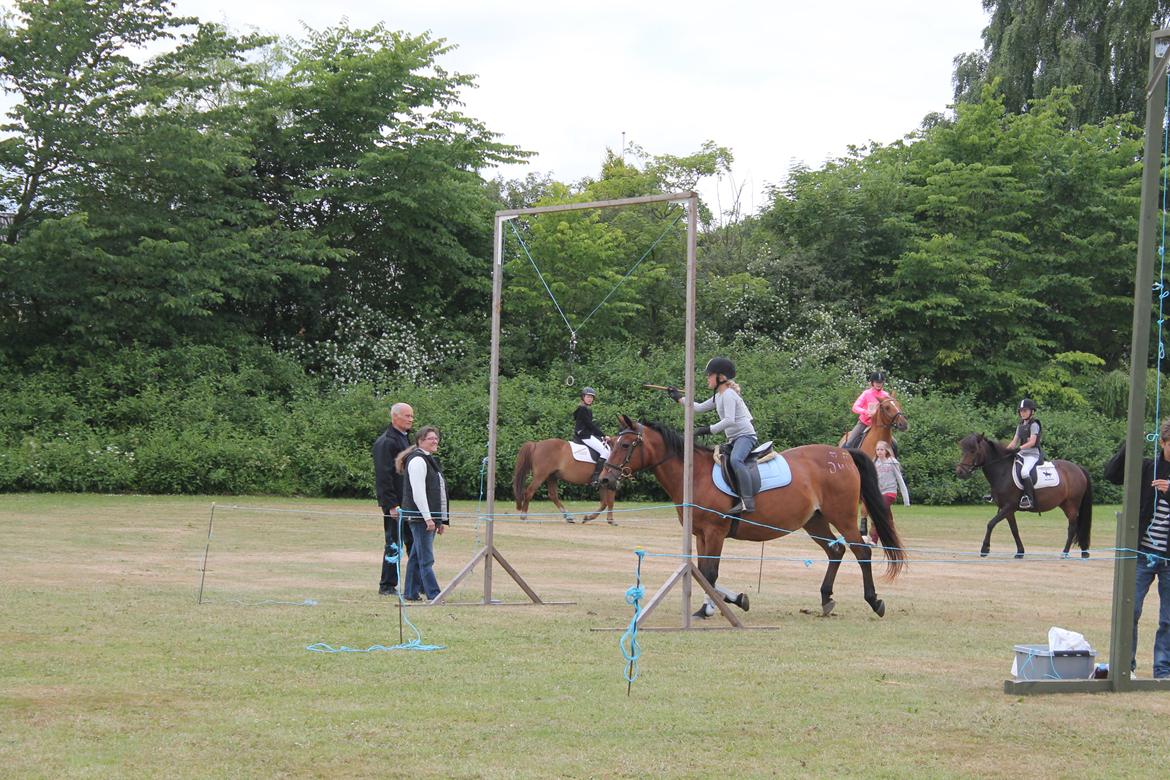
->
[513,439,617,524]
[838,395,909,458]
[599,416,906,617]
[955,433,1093,559]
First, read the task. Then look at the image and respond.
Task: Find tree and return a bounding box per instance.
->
[954,0,1170,125]
[0,0,336,358]
[241,23,530,383]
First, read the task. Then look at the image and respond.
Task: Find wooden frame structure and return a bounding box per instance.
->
[1005,28,1170,693]
[435,191,739,626]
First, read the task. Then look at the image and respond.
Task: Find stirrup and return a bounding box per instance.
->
[1018,495,1033,510]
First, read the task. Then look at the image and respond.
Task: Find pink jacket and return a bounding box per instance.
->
[852,387,891,426]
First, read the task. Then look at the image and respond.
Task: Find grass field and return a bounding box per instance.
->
[3,493,1170,778]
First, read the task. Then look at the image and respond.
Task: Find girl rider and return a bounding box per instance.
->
[667,356,758,515]
[1007,398,1043,510]
[573,387,609,485]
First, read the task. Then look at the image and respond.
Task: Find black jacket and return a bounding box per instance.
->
[372,426,410,511]
[1103,440,1170,554]
[573,404,605,442]
[400,448,449,525]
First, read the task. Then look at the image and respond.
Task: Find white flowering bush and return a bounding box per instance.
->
[272,302,466,387]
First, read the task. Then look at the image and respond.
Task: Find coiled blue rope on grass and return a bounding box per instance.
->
[307,515,445,654]
[619,549,645,693]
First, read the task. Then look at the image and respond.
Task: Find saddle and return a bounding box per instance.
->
[1012,456,1061,490]
[569,441,598,464]
[712,441,791,498]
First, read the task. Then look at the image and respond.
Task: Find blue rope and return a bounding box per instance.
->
[308,514,446,653]
[619,549,645,691]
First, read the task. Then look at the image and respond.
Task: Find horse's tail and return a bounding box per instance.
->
[513,442,535,509]
[1077,464,1093,551]
[848,449,907,581]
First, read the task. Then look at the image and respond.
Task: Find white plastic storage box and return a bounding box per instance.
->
[1013,644,1096,681]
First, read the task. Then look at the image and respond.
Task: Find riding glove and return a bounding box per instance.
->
[665,386,683,402]
[694,425,712,436]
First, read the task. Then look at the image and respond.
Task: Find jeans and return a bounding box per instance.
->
[1132,552,1170,678]
[380,511,413,592]
[404,521,441,600]
[729,435,757,498]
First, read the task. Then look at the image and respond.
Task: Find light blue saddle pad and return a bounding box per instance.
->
[712,454,793,497]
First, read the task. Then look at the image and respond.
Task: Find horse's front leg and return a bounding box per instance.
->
[1005,512,1025,559]
[981,504,1012,557]
[693,527,747,617]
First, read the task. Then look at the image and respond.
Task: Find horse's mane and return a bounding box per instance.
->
[641,419,713,459]
[960,432,1010,458]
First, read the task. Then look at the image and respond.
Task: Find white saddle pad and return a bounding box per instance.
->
[1012,461,1061,490]
[569,442,596,463]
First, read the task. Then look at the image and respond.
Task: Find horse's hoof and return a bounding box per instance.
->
[607,520,617,526]
[564,516,575,524]
[1081,550,1090,559]
[580,517,593,524]
[980,546,990,558]
[872,599,886,618]
[821,599,836,617]
[1014,552,1024,560]
[734,593,750,611]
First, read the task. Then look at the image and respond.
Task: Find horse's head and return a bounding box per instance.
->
[955,432,987,478]
[599,415,672,490]
[876,396,908,432]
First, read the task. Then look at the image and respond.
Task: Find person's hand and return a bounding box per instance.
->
[437,523,446,535]
[425,518,436,531]
[388,506,399,519]
[1152,478,1170,493]
[694,424,712,436]
[665,386,683,402]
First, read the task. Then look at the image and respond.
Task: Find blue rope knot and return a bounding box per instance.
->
[803,559,813,567]
[625,585,645,604]
[1147,552,1160,567]
[829,536,846,549]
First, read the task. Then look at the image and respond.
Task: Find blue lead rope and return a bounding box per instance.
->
[620,549,646,692]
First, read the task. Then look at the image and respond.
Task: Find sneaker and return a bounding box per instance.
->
[403,594,422,602]
[378,587,397,596]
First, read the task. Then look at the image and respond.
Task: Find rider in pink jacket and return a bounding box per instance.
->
[845,371,891,449]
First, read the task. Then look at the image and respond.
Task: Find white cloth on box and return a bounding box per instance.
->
[1048,626,1092,653]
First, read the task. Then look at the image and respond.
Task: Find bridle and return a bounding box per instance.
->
[956,437,1015,477]
[873,398,907,431]
[601,424,644,482]
[600,422,674,484]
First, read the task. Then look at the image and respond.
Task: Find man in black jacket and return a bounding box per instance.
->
[1104,419,1170,678]
[372,402,414,595]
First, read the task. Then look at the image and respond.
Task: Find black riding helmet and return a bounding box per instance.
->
[1018,398,1037,412]
[868,370,887,383]
[580,386,597,399]
[704,356,736,379]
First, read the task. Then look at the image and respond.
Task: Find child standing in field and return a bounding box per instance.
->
[872,441,909,544]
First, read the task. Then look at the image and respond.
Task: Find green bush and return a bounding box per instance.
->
[0,343,1149,502]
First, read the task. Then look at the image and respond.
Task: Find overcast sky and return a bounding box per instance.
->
[101,2,997,215]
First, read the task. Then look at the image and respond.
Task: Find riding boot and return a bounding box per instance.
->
[1019,478,1035,510]
[590,460,603,487]
[729,493,756,515]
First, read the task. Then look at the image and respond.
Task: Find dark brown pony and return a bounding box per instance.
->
[513,439,616,524]
[955,433,1093,558]
[599,416,906,617]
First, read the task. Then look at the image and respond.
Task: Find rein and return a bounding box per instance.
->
[601,423,676,482]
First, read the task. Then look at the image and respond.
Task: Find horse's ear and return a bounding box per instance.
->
[619,413,633,429]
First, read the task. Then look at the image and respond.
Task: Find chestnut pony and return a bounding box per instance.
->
[600,416,906,617]
[512,439,616,524]
[956,433,1092,558]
